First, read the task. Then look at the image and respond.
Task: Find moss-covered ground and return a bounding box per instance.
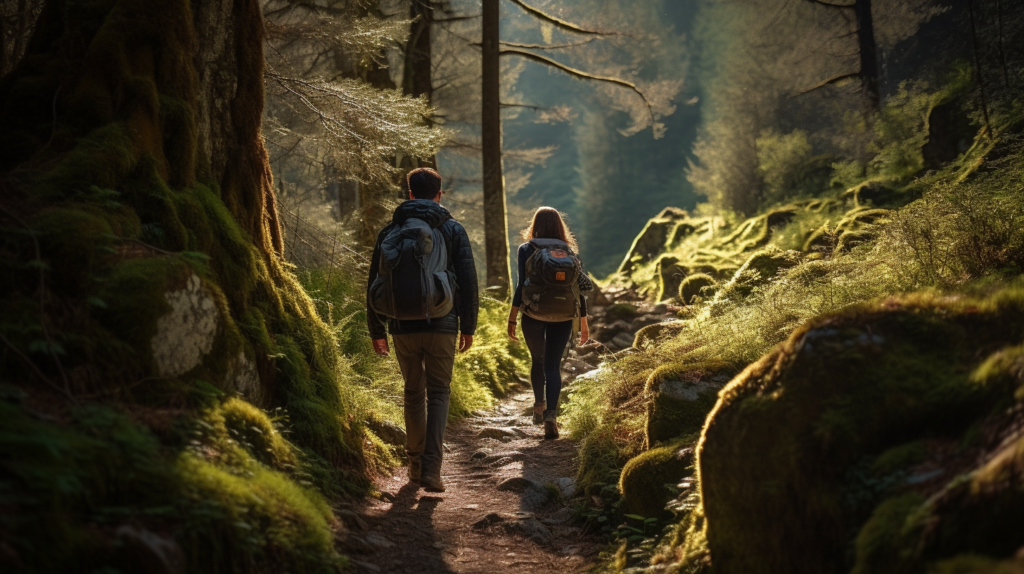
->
[562,84,1024,573]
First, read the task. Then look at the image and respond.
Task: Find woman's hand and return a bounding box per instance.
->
[507,307,519,341]
[580,316,590,345]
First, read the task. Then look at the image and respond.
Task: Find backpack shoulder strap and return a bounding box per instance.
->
[529,238,571,252]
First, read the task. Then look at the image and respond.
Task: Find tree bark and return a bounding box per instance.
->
[402,0,437,170]
[0,0,359,471]
[481,0,510,296]
[854,0,880,113]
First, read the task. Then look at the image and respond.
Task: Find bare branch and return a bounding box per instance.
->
[805,0,856,8]
[500,48,651,118]
[500,38,597,50]
[507,0,618,36]
[501,102,545,110]
[795,71,860,96]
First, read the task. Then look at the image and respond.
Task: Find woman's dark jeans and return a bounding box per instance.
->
[521,314,573,415]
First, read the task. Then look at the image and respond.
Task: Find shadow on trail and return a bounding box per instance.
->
[509,429,581,514]
[358,482,455,574]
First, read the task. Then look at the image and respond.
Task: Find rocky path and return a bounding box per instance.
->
[337,390,604,573]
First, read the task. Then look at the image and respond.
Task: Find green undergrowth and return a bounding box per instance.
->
[564,101,1024,571]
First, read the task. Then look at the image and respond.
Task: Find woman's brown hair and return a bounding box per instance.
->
[522,207,577,251]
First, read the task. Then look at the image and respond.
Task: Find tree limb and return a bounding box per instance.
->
[795,71,860,96]
[501,102,558,112]
[507,0,617,36]
[806,0,856,8]
[500,48,651,117]
[500,38,597,50]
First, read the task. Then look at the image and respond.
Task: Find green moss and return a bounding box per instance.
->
[655,256,685,302]
[645,363,729,446]
[852,493,925,574]
[0,393,343,573]
[870,441,928,477]
[634,320,687,349]
[219,397,297,470]
[606,303,641,322]
[575,429,624,498]
[31,207,115,294]
[97,256,191,362]
[697,289,1024,574]
[620,441,695,519]
[678,273,716,305]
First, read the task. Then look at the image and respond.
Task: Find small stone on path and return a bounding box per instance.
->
[496,477,541,493]
[477,427,516,439]
[337,509,369,532]
[506,516,552,544]
[473,512,505,529]
[350,559,382,572]
[364,532,394,549]
[338,535,375,554]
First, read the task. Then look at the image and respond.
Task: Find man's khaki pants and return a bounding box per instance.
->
[392,332,457,479]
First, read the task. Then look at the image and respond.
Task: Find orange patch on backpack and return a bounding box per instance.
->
[555,272,566,281]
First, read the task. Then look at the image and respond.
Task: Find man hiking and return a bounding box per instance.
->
[366,167,478,493]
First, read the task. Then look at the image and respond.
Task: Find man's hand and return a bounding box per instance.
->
[507,321,518,341]
[372,338,390,356]
[459,334,474,353]
[580,317,590,345]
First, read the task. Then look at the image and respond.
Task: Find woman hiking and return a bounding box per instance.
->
[507,207,593,439]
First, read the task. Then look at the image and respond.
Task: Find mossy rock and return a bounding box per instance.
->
[645,362,731,446]
[634,320,687,349]
[617,209,690,274]
[620,442,695,519]
[219,397,297,470]
[678,273,716,305]
[655,256,687,302]
[711,246,800,308]
[605,303,640,323]
[699,289,1024,574]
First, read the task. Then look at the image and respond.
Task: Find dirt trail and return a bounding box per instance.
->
[339,389,603,573]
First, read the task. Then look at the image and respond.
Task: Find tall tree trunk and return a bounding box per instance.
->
[0,0,356,465]
[854,0,880,113]
[481,0,510,295]
[403,0,437,169]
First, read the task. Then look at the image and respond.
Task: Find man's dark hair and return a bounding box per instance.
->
[407,168,442,200]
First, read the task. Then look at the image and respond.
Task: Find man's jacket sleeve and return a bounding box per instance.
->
[366,230,388,340]
[450,221,479,336]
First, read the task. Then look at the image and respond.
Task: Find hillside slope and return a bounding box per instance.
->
[563,109,1024,573]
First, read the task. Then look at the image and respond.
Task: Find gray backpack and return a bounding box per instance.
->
[369,218,455,321]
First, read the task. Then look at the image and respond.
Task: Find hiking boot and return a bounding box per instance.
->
[533,402,545,425]
[409,457,421,485]
[543,411,559,440]
[420,474,446,493]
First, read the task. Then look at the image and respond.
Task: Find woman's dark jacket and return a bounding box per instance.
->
[511,242,593,318]
[366,200,478,339]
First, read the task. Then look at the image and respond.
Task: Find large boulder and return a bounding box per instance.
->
[699,289,1024,574]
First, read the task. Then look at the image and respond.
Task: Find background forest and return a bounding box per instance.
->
[2,0,1024,573]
